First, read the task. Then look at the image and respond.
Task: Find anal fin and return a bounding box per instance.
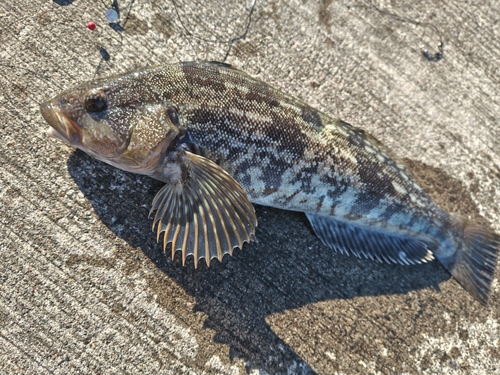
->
[306,213,434,265]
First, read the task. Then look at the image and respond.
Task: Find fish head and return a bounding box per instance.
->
[40,75,181,175]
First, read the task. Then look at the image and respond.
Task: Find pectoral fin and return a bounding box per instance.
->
[150,151,257,267]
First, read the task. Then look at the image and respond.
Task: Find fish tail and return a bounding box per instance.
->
[437,216,500,304]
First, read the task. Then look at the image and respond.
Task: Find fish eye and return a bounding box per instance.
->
[84,96,107,113]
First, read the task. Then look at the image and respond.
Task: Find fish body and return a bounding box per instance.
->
[40,61,499,304]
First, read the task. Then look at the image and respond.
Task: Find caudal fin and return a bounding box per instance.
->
[440,220,500,305]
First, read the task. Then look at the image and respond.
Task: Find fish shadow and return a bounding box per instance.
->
[66,151,483,374]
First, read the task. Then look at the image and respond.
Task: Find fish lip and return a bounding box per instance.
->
[40,100,82,146]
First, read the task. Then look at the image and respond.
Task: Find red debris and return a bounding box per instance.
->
[87,21,96,31]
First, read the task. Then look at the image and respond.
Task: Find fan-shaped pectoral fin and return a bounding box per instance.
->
[150,151,257,267]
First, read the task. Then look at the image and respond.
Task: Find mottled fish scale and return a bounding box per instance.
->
[160,63,440,240]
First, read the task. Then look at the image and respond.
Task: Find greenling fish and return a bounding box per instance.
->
[40,61,499,304]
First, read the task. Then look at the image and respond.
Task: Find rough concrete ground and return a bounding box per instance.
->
[1,0,499,374]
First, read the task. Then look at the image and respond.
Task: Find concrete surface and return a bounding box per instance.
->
[1,0,499,374]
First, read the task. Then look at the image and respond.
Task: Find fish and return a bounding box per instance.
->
[40,60,499,304]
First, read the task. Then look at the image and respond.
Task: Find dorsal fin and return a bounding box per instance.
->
[205,61,235,69]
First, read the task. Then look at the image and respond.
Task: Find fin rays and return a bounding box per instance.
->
[306,213,434,265]
[150,151,257,267]
[442,222,500,304]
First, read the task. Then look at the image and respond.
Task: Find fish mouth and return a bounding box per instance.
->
[40,100,82,145]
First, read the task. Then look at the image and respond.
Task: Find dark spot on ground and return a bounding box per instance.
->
[153,13,175,39]
[469,181,479,194]
[36,12,51,26]
[125,13,149,35]
[459,329,469,341]
[233,41,259,57]
[319,0,334,30]
[324,37,336,47]
[66,254,113,270]
[450,346,461,358]
[10,83,28,100]
[440,352,451,363]
[258,2,281,30]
